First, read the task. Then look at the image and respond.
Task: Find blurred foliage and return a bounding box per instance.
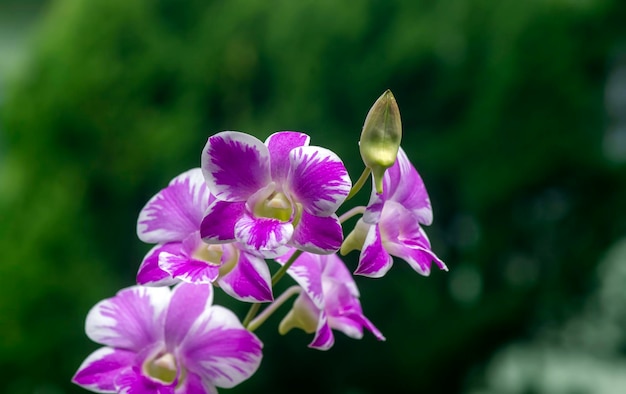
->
[1,0,626,393]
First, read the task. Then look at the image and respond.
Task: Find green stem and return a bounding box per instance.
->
[338,206,366,224]
[242,303,261,328]
[247,286,301,332]
[345,167,371,201]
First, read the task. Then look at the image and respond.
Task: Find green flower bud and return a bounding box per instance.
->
[359,89,402,194]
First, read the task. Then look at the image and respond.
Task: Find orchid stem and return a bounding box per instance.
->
[346,167,371,201]
[247,286,301,332]
[339,206,366,224]
[243,249,304,329]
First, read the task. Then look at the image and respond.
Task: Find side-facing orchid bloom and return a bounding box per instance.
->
[72,283,263,394]
[277,251,385,350]
[341,148,447,278]
[200,131,352,259]
[137,168,273,302]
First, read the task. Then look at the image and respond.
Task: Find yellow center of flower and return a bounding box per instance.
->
[144,352,178,384]
[255,191,292,221]
[192,243,224,266]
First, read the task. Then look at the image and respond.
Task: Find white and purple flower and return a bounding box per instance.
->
[136,168,273,302]
[278,251,385,350]
[200,131,351,258]
[342,148,447,277]
[72,283,263,394]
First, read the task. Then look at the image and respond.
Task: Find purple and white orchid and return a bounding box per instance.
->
[136,168,273,302]
[200,131,352,259]
[342,148,447,278]
[72,283,263,394]
[277,251,385,350]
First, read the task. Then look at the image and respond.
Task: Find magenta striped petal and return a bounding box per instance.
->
[137,168,211,244]
[164,283,213,350]
[354,225,393,278]
[201,131,271,201]
[178,305,263,389]
[280,251,324,309]
[86,286,170,351]
[265,131,310,183]
[385,241,448,275]
[115,367,175,394]
[234,213,293,258]
[287,146,351,216]
[137,244,180,286]
[178,372,216,394]
[218,251,273,302]
[158,252,220,284]
[380,147,433,225]
[72,347,134,392]
[290,212,343,254]
[201,200,245,243]
[308,310,334,350]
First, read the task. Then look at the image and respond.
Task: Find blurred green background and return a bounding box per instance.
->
[2,0,626,393]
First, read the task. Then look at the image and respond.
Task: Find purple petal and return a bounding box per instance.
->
[201,131,271,201]
[218,251,273,302]
[138,168,211,244]
[287,146,351,216]
[308,310,335,351]
[116,367,175,394]
[86,286,170,351]
[320,253,359,297]
[385,241,448,275]
[234,213,293,258]
[381,148,433,225]
[179,305,263,389]
[72,347,135,392]
[354,224,393,278]
[201,200,245,243]
[290,212,343,254]
[265,131,310,183]
[177,372,217,394]
[159,253,220,284]
[281,251,324,309]
[164,283,213,349]
[137,244,180,287]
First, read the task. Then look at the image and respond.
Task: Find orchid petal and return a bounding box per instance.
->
[308,310,334,351]
[201,200,245,243]
[86,286,170,351]
[158,252,220,284]
[201,131,271,201]
[354,224,393,278]
[234,213,293,258]
[265,131,310,183]
[179,305,263,389]
[137,244,180,287]
[290,212,343,254]
[115,367,175,394]
[137,168,211,244]
[218,251,273,302]
[72,347,134,393]
[382,148,433,225]
[164,283,213,350]
[280,251,324,309]
[177,372,217,394]
[287,146,351,216]
[385,241,448,275]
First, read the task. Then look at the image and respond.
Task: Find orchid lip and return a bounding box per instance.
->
[143,351,179,385]
[248,182,295,222]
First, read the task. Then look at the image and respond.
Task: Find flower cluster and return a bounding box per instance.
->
[73,90,447,393]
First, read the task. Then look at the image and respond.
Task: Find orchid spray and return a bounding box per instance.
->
[73,90,447,393]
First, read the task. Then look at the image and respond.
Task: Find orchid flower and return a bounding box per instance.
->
[277,251,385,350]
[200,131,351,258]
[136,168,273,302]
[342,147,447,278]
[72,283,263,394]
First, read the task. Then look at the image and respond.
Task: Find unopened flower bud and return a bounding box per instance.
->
[359,90,402,194]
